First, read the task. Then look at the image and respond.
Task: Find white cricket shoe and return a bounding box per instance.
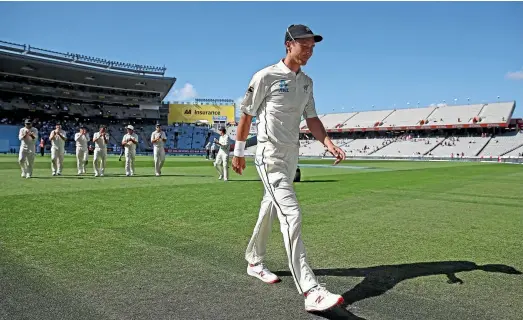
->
[25,174,31,179]
[94,173,99,177]
[52,172,56,176]
[21,172,26,178]
[218,175,223,180]
[78,171,82,175]
[100,173,104,177]
[304,285,344,312]
[247,263,281,284]
[155,173,160,177]
[126,173,130,177]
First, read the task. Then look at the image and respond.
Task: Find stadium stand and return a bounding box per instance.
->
[373,136,441,157]
[429,136,491,157]
[340,110,394,129]
[479,131,523,157]
[381,107,436,127]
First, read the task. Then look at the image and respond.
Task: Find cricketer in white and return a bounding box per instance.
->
[92,126,109,177]
[151,123,167,176]
[122,125,139,176]
[18,119,39,179]
[49,123,67,176]
[232,24,346,313]
[213,127,230,181]
[74,126,90,175]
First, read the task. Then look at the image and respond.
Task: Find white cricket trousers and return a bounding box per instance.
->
[213,150,229,180]
[51,147,65,174]
[19,147,36,177]
[245,142,318,294]
[153,146,165,175]
[125,149,136,175]
[93,148,107,175]
[76,147,88,173]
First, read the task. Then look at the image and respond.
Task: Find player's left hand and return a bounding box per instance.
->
[327,144,346,165]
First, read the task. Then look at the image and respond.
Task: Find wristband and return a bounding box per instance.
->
[234,141,246,157]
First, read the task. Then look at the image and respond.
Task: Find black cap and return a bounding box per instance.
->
[285,24,323,43]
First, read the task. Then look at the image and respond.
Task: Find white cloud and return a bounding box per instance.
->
[163,83,198,102]
[505,68,523,80]
[235,97,244,117]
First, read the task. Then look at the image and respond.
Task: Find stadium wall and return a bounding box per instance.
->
[168,103,235,124]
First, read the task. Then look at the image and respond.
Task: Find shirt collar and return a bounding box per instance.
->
[277,59,301,76]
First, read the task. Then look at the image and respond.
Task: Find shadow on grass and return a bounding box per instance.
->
[275,261,522,320]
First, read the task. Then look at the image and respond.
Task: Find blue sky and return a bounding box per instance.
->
[1,1,522,118]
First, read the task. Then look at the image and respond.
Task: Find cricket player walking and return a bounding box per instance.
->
[122,125,139,176]
[75,126,90,175]
[232,24,346,312]
[49,123,67,176]
[18,119,38,179]
[92,125,109,177]
[151,123,167,176]
[213,127,230,181]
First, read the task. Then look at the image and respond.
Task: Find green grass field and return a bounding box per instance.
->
[1,154,522,320]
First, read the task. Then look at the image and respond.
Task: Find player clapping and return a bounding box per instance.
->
[92,125,109,177]
[151,123,167,177]
[122,125,139,176]
[18,119,39,179]
[74,126,90,175]
[49,123,67,176]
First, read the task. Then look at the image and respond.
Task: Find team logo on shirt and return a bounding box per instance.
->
[279,80,289,93]
[303,84,309,93]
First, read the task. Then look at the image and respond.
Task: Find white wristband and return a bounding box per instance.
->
[234,141,246,157]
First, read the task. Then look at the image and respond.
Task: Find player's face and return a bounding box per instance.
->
[127,129,132,134]
[80,128,86,134]
[100,127,106,133]
[56,125,61,130]
[287,38,315,66]
[156,126,161,132]
[25,123,31,128]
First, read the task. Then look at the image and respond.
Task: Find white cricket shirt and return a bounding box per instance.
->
[18,127,39,150]
[93,132,110,150]
[218,134,230,153]
[51,130,67,150]
[75,132,90,149]
[122,133,139,152]
[151,131,167,148]
[240,59,318,148]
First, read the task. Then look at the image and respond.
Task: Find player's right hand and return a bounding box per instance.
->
[232,156,246,175]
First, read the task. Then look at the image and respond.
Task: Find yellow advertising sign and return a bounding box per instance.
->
[168,104,235,124]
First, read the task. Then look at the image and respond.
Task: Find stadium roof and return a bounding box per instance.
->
[0,40,176,104]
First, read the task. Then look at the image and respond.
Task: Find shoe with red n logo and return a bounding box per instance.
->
[304,285,344,312]
[247,263,281,284]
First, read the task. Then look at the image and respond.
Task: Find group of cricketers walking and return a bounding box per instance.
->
[17,122,171,178]
[18,121,229,180]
